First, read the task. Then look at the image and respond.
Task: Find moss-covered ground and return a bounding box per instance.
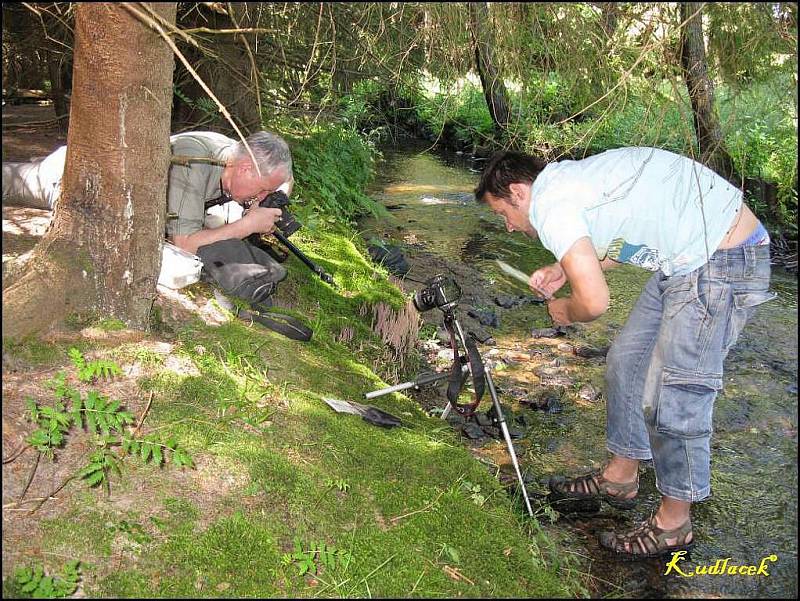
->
[2,223,587,598]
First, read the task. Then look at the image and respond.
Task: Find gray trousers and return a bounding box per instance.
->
[1,143,241,228]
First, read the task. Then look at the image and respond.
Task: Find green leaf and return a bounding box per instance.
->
[86,413,97,435]
[173,448,193,468]
[141,443,152,463]
[445,544,460,564]
[153,445,163,466]
[55,411,71,431]
[50,430,64,447]
[27,429,50,447]
[64,559,81,575]
[84,469,105,487]
[79,463,101,478]
[99,414,110,436]
[36,575,54,596]
[68,347,85,369]
[71,399,83,429]
[109,456,122,476]
[25,398,39,420]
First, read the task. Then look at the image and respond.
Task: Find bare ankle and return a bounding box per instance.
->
[603,457,639,483]
[655,498,691,530]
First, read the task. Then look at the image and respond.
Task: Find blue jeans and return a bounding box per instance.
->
[605,244,775,502]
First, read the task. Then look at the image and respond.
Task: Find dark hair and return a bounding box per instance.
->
[474,151,548,203]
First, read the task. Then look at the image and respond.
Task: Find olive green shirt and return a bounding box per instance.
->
[166,131,236,238]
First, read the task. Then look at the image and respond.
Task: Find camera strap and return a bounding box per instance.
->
[212,289,312,342]
[238,302,313,342]
[443,312,485,416]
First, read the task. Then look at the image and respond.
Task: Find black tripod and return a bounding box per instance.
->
[366,305,534,517]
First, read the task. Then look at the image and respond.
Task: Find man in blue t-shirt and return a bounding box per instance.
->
[476,147,774,559]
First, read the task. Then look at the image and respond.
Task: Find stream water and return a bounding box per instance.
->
[359,143,798,598]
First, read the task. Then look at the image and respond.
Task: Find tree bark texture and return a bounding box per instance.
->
[468,2,511,136]
[679,2,736,183]
[2,2,176,338]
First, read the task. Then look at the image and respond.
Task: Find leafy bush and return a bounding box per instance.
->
[289,124,380,224]
[719,75,798,231]
[13,561,81,598]
[415,83,495,148]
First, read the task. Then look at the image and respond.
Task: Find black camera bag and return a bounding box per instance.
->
[197,238,287,303]
[196,238,312,341]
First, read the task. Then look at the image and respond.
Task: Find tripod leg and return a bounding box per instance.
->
[485,368,534,517]
[366,371,451,400]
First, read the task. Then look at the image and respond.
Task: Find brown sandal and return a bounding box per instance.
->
[548,468,639,510]
[599,515,694,560]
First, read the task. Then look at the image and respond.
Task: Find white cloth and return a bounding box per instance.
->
[2,145,67,210]
[529,146,742,276]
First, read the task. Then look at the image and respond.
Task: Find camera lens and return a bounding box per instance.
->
[413,287,436,312]
[413,275,461,313]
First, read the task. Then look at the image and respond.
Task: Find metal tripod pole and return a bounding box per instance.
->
[365,370,453,400]
[484,367,534,517]
[440,369,534,517]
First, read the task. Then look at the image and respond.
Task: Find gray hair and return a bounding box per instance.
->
[234,131,293,182]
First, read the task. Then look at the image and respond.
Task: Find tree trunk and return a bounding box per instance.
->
[679,2,736,183]
[468,2,511,136]
[2,2,176,338]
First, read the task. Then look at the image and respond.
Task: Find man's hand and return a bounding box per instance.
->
[529,262,567,299]
[545,237,610,325]
[243,206,282,236]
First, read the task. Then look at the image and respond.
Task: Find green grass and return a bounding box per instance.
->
[27,306,579,597]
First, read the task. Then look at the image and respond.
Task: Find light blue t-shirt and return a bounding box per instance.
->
[529,147,743,276]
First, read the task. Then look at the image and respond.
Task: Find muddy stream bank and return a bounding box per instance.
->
[358,143,798,598]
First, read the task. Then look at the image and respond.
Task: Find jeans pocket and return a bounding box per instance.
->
[656,367,722,439]
[662,272,700,320]
[723,289,777,353]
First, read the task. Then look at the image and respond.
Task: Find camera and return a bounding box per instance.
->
[259,190,301,238]
[413,274,462,313]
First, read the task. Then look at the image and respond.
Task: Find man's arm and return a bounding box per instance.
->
[173,220,253,255]
[173,206,283,255]
[546,237,610,324]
